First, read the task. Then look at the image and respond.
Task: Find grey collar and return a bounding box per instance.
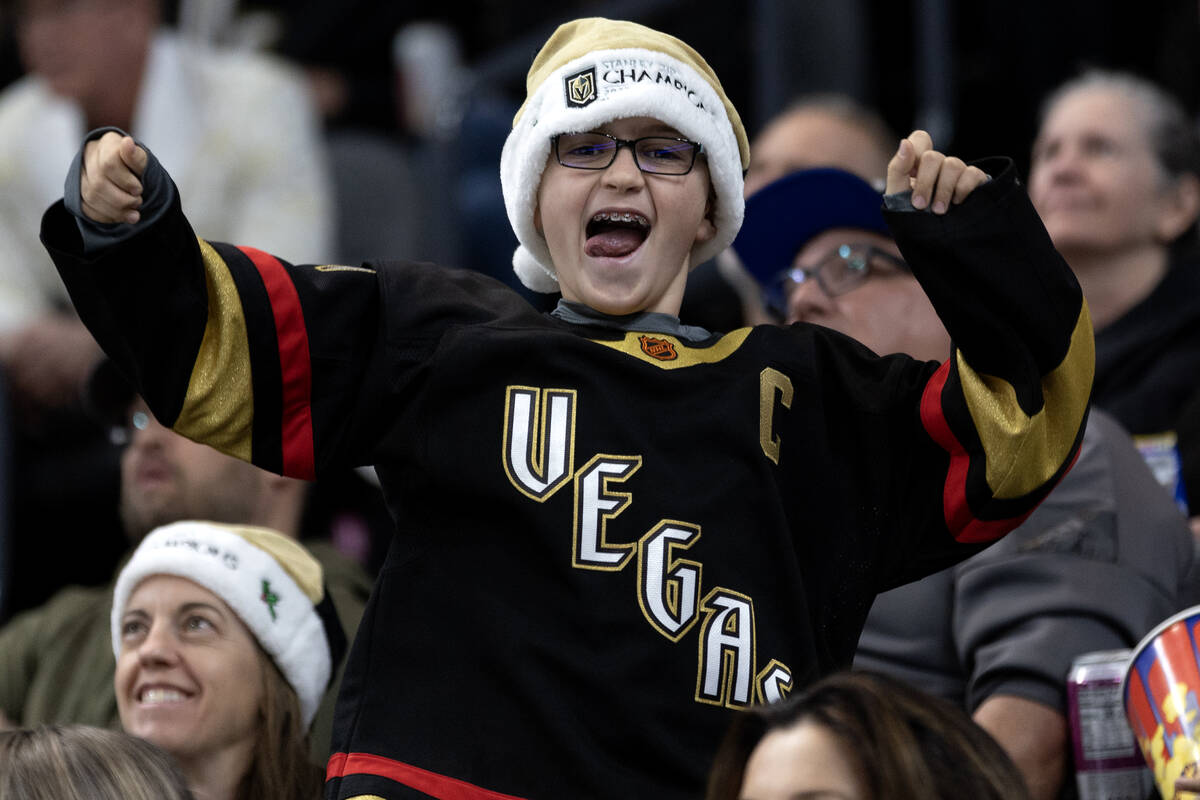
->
[551,300,712,342]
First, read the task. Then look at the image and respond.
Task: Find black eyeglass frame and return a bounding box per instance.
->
[551,132,704,175]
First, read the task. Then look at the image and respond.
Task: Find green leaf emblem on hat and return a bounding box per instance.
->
[260,579,280,621]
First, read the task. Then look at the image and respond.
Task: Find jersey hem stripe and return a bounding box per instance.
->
[326,752,530,800]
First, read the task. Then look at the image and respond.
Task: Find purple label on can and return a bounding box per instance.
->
[1068,677,1146,770]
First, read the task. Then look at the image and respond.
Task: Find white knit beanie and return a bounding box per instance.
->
[500,17,750,292]
[111,521,345,728]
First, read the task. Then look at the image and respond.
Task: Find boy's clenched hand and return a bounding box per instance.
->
[81,131,148,224]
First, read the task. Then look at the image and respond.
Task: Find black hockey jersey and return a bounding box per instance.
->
[42,157,1092,799]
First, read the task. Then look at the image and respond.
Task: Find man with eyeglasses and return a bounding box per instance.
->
[735,167,950,363]
[733,167,1193,800]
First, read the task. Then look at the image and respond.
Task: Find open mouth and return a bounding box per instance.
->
[585,211,651,258]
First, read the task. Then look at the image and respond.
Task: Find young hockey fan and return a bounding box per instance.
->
[40,17,1091,800]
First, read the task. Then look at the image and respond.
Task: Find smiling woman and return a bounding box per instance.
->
[1029,73,1200,315]
[110,522,346,800]
[1027,70,1200,523]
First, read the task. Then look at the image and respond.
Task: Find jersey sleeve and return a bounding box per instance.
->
[40,148,526,478]
[884,157,1094,547]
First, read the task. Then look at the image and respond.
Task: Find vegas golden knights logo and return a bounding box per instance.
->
[639,335,678,361]
[565,67,597,108]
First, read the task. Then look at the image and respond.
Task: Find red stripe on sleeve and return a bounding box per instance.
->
[326,752,530,800]
[919,361,1019,544]
[239,246,316,480]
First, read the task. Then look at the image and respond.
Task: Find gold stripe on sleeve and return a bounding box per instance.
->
[172,239,254,461]
[959,302,1094,499]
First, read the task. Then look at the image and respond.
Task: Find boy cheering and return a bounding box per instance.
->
[42,18,1091,800]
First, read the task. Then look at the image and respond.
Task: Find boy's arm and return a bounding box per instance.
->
[41,131,383,478]
[44,130,212,456]
[883,131,1093,548]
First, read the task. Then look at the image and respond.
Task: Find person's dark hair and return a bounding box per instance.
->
[236,640,324,800]
[706,671,1032,800]
[1038,69,1200,251]
[0,725,194,800]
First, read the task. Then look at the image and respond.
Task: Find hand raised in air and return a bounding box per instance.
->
[80,131,148,225]
[886,130,988,214]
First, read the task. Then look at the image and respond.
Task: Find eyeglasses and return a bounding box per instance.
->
[552,132,703,175]
[106,407,152,446]
[766,243,909,312]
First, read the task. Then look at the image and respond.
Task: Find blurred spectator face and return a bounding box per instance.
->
[784,227,951,362]
[119,399,265,542]
[1029,86,1179,257]
[15,0,154,102]
[739,719,865,800]
[745,109,891,197]
[115,574,264,768]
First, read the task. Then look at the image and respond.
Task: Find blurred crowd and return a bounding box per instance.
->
[0,1,1198,799]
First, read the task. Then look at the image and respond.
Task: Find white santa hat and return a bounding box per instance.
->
[500,17,751,293]
[111,521,346,728]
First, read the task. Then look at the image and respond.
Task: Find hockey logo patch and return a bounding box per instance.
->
[639,335,678,361]
[565,67,597,108]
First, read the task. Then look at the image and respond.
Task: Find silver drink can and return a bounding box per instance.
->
[1067,650,1154,799]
